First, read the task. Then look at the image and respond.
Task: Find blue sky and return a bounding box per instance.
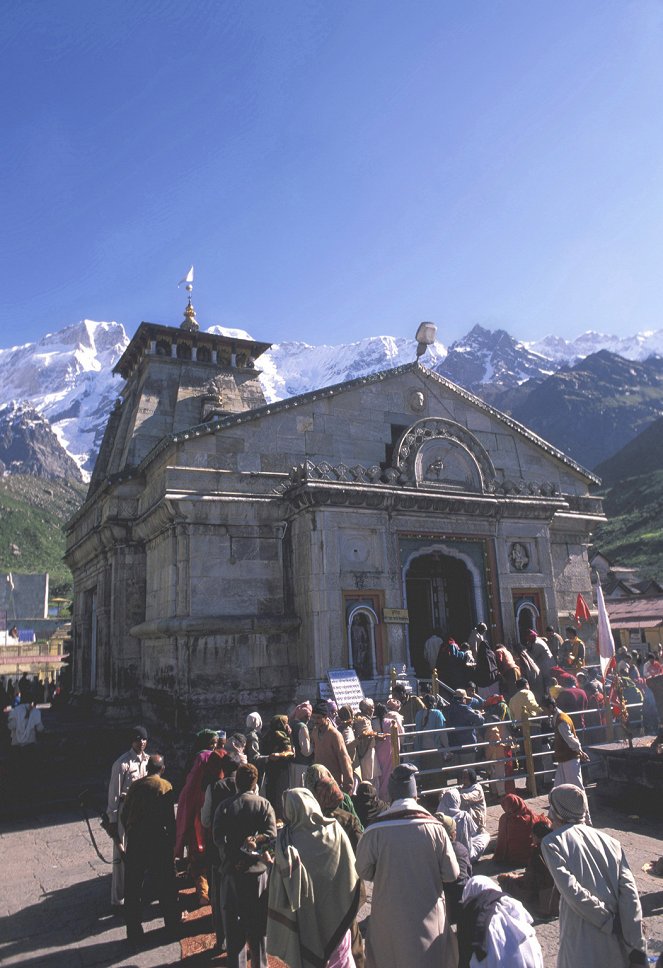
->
[3,1,663,348]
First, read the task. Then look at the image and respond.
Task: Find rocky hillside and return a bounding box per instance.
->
[594,415,663,487]
[0,475,87,597]
[0,402,84,481]
[491,351,663,470]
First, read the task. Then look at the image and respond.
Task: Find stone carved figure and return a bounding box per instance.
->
[426,458,445,480]
[350,614,373,679]
[509,542,530,571]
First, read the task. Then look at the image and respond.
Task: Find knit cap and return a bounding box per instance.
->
[549,783,587,823]
[388,763,418,800]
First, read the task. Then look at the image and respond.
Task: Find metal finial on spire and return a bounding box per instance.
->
[178,266,199,331]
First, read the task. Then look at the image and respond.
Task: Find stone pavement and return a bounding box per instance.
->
[0,788,661,967]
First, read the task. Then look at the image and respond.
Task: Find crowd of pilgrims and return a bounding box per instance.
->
[112,617,657,968]
[0,671,61,708]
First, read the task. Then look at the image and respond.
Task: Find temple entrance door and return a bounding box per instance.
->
[513,592,544,645]
[405,553,476,676]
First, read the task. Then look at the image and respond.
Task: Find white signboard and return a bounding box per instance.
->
[326,668,365,712]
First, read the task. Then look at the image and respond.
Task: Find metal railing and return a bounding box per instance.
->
[388,701,644,799]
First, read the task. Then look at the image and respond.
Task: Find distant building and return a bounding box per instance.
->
[0,572,69,680]
[590,551,663,600]
[606,596,663,653]
[65,304,605,728]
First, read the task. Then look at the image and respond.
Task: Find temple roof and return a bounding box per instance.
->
[159,360,601,485]
[112,320,272,380]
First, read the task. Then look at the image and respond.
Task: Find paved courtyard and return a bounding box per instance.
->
[0,790,661,967]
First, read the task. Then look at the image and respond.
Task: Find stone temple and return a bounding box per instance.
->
[64,305,605,727]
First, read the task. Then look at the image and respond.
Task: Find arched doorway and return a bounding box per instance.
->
[514,594,543,645]
[405,552,476,676]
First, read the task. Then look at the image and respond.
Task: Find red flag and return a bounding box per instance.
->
[574,594,591,626]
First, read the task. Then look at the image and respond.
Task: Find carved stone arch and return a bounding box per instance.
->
[393,418,496,493]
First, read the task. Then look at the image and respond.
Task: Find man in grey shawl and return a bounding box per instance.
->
[355,763,460,968]
[541,784,647,968]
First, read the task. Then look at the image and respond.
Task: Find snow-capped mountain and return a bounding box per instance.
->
[435,324,555,396]
[525,328,663,364]
[0,320,128,477]
[0,316,661,479]
[259,335,447,401]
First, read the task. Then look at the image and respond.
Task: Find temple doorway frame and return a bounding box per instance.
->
[402,543,485,672]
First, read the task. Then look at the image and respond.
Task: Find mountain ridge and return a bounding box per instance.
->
[0,317,661,478]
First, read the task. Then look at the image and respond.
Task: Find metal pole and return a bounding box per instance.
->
[432,667,438,698]
[390,666,397,694]
[521,715,537,796]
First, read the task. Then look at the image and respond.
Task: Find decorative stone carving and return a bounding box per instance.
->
[394,418,495,492]
[496,479,560,497]
[509,542,530,571]
[409,388,426,412]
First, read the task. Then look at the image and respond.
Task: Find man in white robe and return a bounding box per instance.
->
[106,726,149,907]
[356,763,460,968]
[541,784,647,968]
[424,630,444,673]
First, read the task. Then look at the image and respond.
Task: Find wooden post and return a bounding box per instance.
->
[432,667,438,698]
[521,715,537,797]
[390,720,400,768]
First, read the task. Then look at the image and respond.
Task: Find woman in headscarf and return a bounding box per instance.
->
[338,705,357,762]
[176,747,226,905]
[183,727,220,776]
[260,715,294,821]
[494,645,521,699]
[353,714,380,785]
[268,787,360,968]
[457,875,544,968]
[245,712,264,775]
[374,700,403,801]
[225,732,247,765]
[493,794,543,867]
[436,787,487,862]
[304,763,363,851]
[289,701,315,788]
[436,813,472,925]
[498,820,558,919]
[351,781,388,829]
